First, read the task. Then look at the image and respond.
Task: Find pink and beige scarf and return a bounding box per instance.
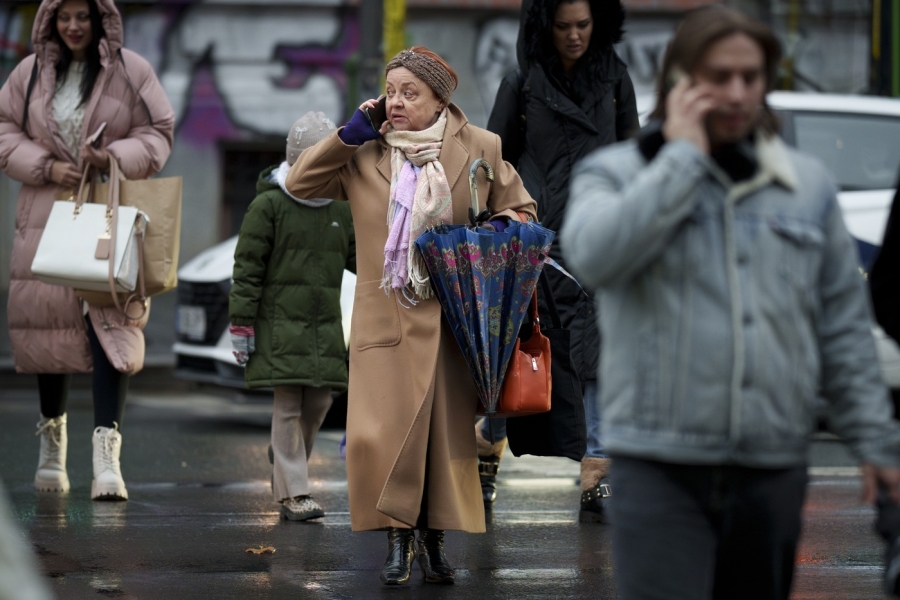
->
[382,110,453,301]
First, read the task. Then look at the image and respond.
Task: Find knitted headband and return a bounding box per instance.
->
[385,49,456,104]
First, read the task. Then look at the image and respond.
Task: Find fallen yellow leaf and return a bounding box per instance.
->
[245,546,276,555]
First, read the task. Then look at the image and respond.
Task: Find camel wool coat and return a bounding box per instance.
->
[0,0,174,375]
[286,104,537,532]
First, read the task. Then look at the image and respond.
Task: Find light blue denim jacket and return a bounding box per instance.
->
[562,134,900,468]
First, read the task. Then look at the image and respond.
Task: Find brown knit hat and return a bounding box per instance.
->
[286,111,336,166]
[384,48,457,104]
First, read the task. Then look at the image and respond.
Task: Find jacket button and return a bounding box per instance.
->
[743,313,753,325]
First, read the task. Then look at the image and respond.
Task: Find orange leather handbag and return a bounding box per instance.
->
[492,291,552,417]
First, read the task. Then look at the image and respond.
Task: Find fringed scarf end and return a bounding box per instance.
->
[408,248,433,301]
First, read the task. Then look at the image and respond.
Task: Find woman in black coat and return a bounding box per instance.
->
[478,0,638,523]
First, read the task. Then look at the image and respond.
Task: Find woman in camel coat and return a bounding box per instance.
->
[287,47,536,585]
[0,0,174,501]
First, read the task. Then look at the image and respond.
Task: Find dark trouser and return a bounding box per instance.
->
[609,456,808,600]
[36,316,129,429]
[878,490,900,541]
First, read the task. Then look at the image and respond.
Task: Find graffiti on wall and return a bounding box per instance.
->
[155,6,357,142]
[473,18,519,116]
[0,3,358,144]
[616,29,672,95]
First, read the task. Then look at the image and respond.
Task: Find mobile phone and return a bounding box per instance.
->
[87,122,107,148]
[364,97,388,131]
[667,67,689,92]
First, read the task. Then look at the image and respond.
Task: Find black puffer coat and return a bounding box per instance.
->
[487,0,638,382]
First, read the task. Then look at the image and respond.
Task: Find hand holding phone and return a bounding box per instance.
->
[364,97,388,132]
[82,122,110,169]
[86,122,107,149]
[662,66,713,154]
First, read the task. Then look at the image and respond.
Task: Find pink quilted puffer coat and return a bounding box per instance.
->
[0,0,175,375]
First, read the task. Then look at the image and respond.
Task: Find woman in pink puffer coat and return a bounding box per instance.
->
[0,0,174,501]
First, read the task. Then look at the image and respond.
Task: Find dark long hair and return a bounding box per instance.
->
[522,0,625,102]
[650,6,782,135]
[52,0,105,106]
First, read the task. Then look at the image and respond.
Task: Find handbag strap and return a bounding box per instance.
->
[524,288,542,337]
[104,157,148,321]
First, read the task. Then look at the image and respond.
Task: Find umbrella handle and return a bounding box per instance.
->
[468,158,494,217]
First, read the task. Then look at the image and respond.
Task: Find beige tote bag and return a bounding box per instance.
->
[74,158,182,308]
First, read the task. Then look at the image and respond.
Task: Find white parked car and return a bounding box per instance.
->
[172,235,356,389]
[768,92,900,392]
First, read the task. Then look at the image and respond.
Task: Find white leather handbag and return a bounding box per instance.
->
[31,161,148,294]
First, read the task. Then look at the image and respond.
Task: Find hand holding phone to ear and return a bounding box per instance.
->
[339,97,387,146]
[364,96,388,133]
[662,71,714,155]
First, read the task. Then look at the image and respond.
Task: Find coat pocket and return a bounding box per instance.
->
[351,280,402,351]
[767,217,824,289]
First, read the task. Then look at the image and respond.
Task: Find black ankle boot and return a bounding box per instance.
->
[380,527,415,585]
[479,456,500,505]
[416,528,455,584]
[579,476,612,524]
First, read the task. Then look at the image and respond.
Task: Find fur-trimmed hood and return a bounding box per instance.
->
[519,0,626,74]
[32,0,123,63]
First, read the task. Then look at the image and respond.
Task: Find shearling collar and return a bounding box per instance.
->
[637,120,797,190]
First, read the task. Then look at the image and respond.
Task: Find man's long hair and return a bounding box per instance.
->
[650,6,782,135]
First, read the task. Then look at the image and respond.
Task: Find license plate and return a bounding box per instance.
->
[176,305,207,341]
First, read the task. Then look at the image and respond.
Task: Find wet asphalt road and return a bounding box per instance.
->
[0,374,894,599]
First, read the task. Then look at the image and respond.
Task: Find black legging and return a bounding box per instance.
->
[37,316,129,429]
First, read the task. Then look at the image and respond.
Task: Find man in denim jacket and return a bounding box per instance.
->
[562,6,900,600]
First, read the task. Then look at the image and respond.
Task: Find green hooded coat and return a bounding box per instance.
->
[229,164,355,389]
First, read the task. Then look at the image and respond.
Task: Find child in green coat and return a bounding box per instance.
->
[228,111,356,521]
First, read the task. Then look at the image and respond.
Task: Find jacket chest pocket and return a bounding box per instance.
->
[766,217,824,290]
[351,280,402,351]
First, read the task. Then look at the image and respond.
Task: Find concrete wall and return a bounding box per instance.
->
[0,0,874,365]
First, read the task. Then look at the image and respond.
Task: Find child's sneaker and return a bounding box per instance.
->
[281,495,325,521]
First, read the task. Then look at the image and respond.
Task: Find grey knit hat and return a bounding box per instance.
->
[286,111,336,166]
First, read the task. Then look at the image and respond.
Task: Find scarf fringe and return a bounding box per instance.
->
[408,250,433,300]
[380,252,433,304]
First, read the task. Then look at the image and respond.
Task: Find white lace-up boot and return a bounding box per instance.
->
[91,423,128,501]
[34,415,70,493]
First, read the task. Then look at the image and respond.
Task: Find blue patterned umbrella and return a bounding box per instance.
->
[414,159,555,416]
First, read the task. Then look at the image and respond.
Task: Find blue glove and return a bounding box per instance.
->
[339,109,381,146]
[481,218,510,233]
[487,219,509,233]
